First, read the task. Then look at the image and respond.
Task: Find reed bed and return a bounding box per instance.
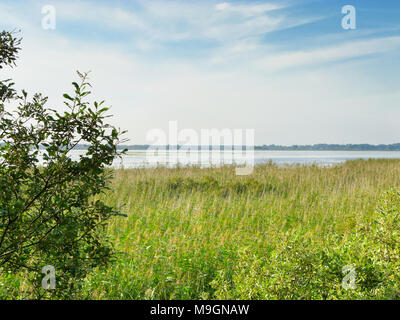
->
[3,159,400,299]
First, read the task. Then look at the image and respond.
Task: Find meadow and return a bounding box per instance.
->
[2,159,400,299]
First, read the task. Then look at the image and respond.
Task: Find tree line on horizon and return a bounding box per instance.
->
[65,143,400,151]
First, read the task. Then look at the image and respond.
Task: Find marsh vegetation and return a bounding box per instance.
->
[3,159,400,299]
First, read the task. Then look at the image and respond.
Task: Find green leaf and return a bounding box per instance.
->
[63,93,74,101]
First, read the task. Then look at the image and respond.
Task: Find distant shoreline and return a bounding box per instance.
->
[67,143,400,152]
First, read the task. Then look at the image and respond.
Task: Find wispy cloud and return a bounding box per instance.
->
[1,0,400,144]
[52,0,309,48]
[215,2,284,15]
[254,36,400,71]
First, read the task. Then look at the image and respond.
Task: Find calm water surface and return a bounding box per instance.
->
[61,150,400,168]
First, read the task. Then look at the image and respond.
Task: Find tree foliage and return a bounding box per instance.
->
[0,30,127,298]
[0,30,21,101]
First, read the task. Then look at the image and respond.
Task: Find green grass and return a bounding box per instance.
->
[3,159,400,299]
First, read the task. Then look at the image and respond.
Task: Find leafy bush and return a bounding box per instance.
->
[0,31,126,298]
[0,30,21,101]
[212,188,400,300]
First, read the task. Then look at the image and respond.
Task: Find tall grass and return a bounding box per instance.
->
[3,159,400,299]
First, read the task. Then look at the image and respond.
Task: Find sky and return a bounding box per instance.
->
[0,0,400,145]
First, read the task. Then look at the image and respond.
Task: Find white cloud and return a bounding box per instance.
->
[255,36,400,71]
[216,2,284,16]
[55,2,145,30]
[48,0,298,46]
[1,0,400,145]
[216,2,231,11]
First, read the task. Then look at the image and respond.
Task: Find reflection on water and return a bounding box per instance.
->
[40,150,400,169]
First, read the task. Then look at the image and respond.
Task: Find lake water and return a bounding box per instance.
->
[65,150,400,169]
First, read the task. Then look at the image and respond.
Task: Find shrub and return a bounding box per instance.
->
[0,31,126,298]
[212,189,400,299]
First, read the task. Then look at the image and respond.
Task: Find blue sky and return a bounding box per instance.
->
[1,0,400,145]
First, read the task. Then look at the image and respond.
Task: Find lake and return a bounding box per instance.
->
[39,150,400,169]
[75,150,400,168]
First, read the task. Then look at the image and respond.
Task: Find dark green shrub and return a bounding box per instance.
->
[212,189,400,300]
[0,31,126,298]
